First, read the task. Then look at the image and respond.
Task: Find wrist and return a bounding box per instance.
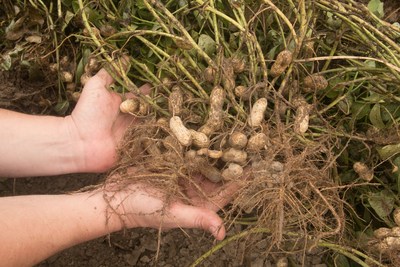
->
[62,115,87,173]
[81,189,128,233]
[63,114,118,173]
[103,184,141,229]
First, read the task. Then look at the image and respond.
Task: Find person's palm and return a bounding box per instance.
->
[110,173,243,240]
[67,69,149,172]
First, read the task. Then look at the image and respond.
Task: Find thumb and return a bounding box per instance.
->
[169,203,226,240]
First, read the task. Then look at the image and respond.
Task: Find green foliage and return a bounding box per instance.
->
[367,190,395,221]
[368,0,384,18]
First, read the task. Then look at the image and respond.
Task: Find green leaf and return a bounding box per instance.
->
[135,0,147,10]
[351,102,370,120]
[377,143,400,160]
[197,34,216,56]
[71,1,80,13]
[362,91,385,103]
[369,103,385,129]
[364,59,376,68]
[75,48,91,84]
[54,99,70,115]
[368,0,384,18]
[338,95,353,115]
[62,11,75,31]
[326,12,342,29]
[267,44,279,60]
[0,54,12,70]
[334,254,350,267]
[368,190,395,220]
[0,44,24,70]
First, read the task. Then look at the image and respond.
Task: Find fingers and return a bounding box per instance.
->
[185,172,248,212]
[138,83,152,95]
[92,68,115,89]
[123,83,152,100]
[92,55,130,89]
[84,55,131,92]
[206,180,243,211]
[169,202,226,240]
[205,169,250,211]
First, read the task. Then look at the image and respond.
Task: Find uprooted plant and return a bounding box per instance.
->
[75,0,400,265]
[3,0,400,265]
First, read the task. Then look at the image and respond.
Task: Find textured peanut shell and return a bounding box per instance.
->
[196,157,222,183]
[303,74,328,92]
[168,86,184,116]
[394,208,400,227]
[353,162,374,182]
[247,133,268,151]
[199,86,226,135]
[248,98,268,127]
[231,57,246,73]
[222,148,247,165]
[222,163,243,181]
[234,85,250,100]
[229,131,248,149]
[190,130,210,148]
[204,66,215,83]
[294,105,310,134]
[373,227,391,239]
[169,116,192,146]
[120,98,139,114]
[270,50,293,77]
[197,148,223,159]
[61,71,73,83]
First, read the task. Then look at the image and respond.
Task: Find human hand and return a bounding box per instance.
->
[107,173,245,240]
[66,68,150,173]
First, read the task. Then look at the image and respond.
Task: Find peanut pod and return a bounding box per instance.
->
[248,98,268,127]
[234,85,251,100]
[195,157,222,183]
[120,98,140,114]
[353,162,374,182]
[229,131,248,149]
[169,116,192,146]
[222,148,247,165]
[197,148,223,159]
[270,50,293,77]
[394,208,400,227]
[222,163,243,181]
[303,74,328,92]
[247,133,268,152]
[168,85,184,116]
[200,86,226,135]
[190,130,210,148]
[294,104,310,134]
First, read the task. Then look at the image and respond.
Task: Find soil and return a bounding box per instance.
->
[0,68,59,115]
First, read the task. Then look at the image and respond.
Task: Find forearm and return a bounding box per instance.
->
[0,191,124,267]
[0,109,84,177]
